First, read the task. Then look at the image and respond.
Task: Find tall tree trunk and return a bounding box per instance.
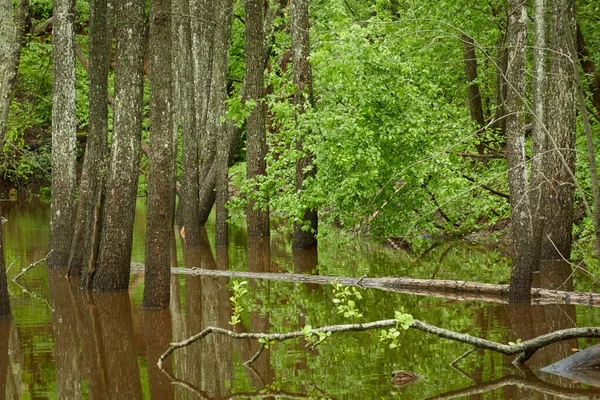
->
[542,0,576,261]
[68,0,109,279]
[175,0,201,245]
[195,0,286,227]
[530,0,549,270]
[506,0,533,303]
[245,0,270,238]
[197,0,217,196]
[143,0,174,308]
[93,0,145,290]
[210,0,233,247]
[291,0,318,250]
[0,225,9,318]
[462,34,485,154]
[0,0,28,143]
[48,0,77,268]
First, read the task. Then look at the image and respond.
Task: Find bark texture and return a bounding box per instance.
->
[0,0,28,142]
[210,0,233,246]
[175,0,201,245]
[68,0,109,279]
[542,0,577,261]
[245,0,270,238]
[143,0,174,308]
[505,0,533,302]
[530,0,548,270]
[49,0,77,268]
[196,0,217,191]
[0,225,9,317]
[291,0,318,250]
[93,0,145,290]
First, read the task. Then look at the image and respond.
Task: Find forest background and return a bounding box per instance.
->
[1,0,600,305]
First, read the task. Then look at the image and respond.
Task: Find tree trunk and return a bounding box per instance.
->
[48,0,77,268]
[245,0,270,238]
[290,0,318,250]
[530,0,549,270]
[175,0,201,246]
[505,0,533,302]
[93,0,145,290]
[210,0,233,247]
[462,34,485,154]
[542,0,576,261]
[0,225,9,318]
[576,24,600,120]
[196,0,217,195]
[0,0,28,143]
[68,0,109,278]
[143,0,174,308]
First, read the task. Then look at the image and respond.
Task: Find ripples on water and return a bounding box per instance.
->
[1,200,600,399]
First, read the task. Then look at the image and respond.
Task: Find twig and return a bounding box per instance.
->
[450,346,477,367]
[244,343,265,366]
[12,250,53,282]
[545,235,600,291]
[5,256,21,274]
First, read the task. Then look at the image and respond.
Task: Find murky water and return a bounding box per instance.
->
[2,200,600,399]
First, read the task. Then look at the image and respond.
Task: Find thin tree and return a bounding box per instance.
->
[506,0,533,302]
[245,0,270,238]
[0,0,28,143]
[542,0,577,261]
[175,0,201,245]
[0,226,9,317]
[211,0,233,246]
[93,0,146,290]
[462,34,486,155]
[68,0,109,280]
[48,0,77,268]
[290,0,318,250]
[143,0,174,308]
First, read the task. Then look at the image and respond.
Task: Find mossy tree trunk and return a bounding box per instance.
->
[0,0,28,143]
[506,0,534,302]
[143,0,174,308]
[291,0,318,250]
[48,0,77,268]
[93,0,145,290]
[245,0,270,238]
[68,0,109,281]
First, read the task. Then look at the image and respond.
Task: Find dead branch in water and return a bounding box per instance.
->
[157,317,600,369]
[130,263,600,307]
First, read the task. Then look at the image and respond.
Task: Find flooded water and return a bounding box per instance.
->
[2,200,600,399]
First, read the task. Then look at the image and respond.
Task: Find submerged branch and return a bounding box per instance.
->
[157,316,600,370]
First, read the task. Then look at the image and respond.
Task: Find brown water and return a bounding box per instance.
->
[2,200,600,399]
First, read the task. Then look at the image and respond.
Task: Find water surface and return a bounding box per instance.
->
[2,200,600,399]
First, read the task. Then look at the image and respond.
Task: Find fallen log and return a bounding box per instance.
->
[542,344,600,387]
[129,263,600,307]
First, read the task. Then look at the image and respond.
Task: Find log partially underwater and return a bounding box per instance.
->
[129,263,600,307]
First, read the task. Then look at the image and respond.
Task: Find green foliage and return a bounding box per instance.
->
[229,280,248,326]
[331,279,363,320]
[380,309,414,349]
